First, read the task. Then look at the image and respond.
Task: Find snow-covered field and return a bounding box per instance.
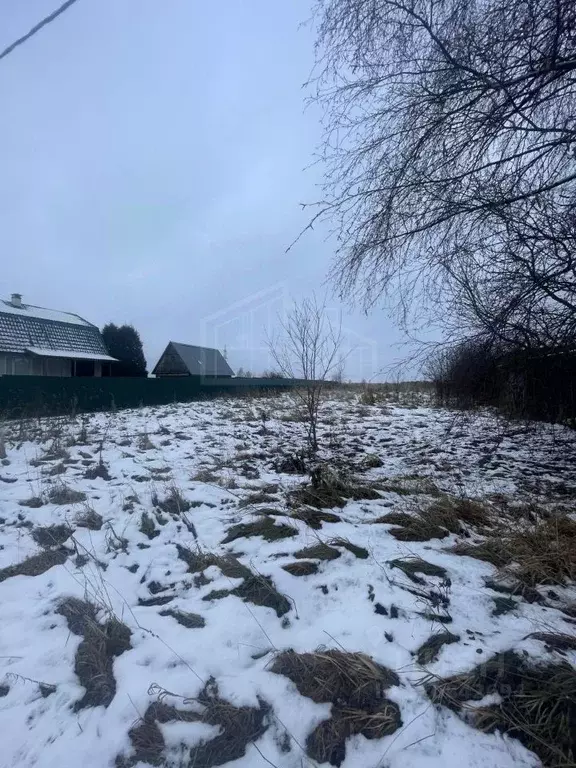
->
[0,391,575,768]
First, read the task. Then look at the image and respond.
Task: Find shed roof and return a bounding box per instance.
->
[0,299,111,358]
[153,342,234,377]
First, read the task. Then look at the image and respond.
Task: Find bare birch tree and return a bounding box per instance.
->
[268,296,342,452]
[310,0,576,346]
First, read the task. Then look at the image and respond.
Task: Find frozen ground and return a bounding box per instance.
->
[0,390,574,768]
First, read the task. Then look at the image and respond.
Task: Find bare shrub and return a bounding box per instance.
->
[267,295,342,452]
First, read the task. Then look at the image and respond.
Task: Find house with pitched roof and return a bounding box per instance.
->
[152,341,234,378]
[0,293,116,377]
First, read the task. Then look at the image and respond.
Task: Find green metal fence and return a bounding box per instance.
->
[0,376,300,419]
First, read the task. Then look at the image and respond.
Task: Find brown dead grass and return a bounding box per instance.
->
[0,548,68,583]
[75,505,103,531]
[416,631,460,665]
[389,557,447,584]
[288,464,382,510]
[221,517,297,544]
[378,475,441,497]
[282,560,319,576]
[176,545,291,617]
[293,542,341,561]
[153,485,192,516]
[330,537,369,559]
[451,515,576,586]
[290,507,342,529]
[374,495,492,541]
[47,483,86,504]
[270,649,399,706]
[31,523,72,548]
[270,650,402,766]
[425,650,576,767]
[58,597,131,710]
[159,609,206,629]
[118,677,270,768]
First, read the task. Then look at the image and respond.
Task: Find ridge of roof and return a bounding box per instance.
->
[0,300,94,327]
[170,341,221,353]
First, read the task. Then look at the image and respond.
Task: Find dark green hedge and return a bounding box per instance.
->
[0,376,299,419]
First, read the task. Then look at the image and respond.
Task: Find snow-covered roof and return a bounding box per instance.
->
[0,298,111,358]
[0,299,92,327]
[26,348,117,362]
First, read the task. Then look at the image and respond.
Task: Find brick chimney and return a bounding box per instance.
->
[11,293,22,308]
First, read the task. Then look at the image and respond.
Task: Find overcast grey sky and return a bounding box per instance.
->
[0,0,408,379]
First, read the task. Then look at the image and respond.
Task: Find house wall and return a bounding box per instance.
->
[0,353,71,377]
[154,350,189,377]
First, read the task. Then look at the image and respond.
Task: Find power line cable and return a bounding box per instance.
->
[0,0,82,62]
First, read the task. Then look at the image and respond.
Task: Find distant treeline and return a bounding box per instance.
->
[427,342,576,427]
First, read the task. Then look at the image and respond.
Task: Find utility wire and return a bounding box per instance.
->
[0,0,82,62]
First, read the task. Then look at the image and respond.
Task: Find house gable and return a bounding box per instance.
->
[152,342,234,377]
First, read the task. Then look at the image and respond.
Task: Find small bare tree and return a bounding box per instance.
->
[268,296,342,452]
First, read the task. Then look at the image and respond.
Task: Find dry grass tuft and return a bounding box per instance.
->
[282,560,319,576]
[192,467,219,483]
[389,557,447,584]
[378,474,441,497]
[18,495,44,508]
[153,485,192,516]
[204,571,291,617]
[374,495,491,541]
[330,537,369,559]
[451,539,509,566]
[362,453,384,468]
[294,542,342,561]
[118,677,270,768]
[58,597,131,710]
[176,545,290,616]
[271,650,402,766]
[75,505,103,531]
[272,451,308,474]
[32,524,72,548]
[176,546,250,579]
[0,548,68,583]
[139,512,159,540]
[159,609,206,629]
[238,491,278,508]
[221,517,297,544]
[416,631,460,665]
[429,495,491,528]
[425,650,576,767]
[525,632,576,652]
[47,483,86,505]
[290,507,342,529]
[306,701,401,767]
[271,649,400,706]
[84,462,111,481]
[289,464,381,510]
[452,515,576,586]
